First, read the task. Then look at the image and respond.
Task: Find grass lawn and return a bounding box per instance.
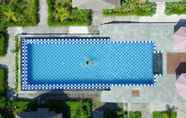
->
[153,112,177,118]
[103,0,156,16]
[0,0,38,28]
[165,1,186,15]
[48,0,92,26]
[129,111,142,118]
[0,68,6,98]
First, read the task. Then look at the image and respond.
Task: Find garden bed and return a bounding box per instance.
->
[48,0,92,26]
[0,0,38,28]
[103,0,156,16]
[165,1,186,15]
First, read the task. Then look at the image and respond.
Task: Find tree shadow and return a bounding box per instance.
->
[175,62,186,79]
[93,103,125,118]
[16,91,71,118]
[94,103,122,111]
[164,104,176,118]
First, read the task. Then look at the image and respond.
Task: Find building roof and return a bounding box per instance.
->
[167,53,186,74]
[176,73,186,100]
[19,108,63,118]
[174,27,186,51]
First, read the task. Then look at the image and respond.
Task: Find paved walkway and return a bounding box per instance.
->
[38,0,48,26]
[72,0,117,10]
[22,26,68,34]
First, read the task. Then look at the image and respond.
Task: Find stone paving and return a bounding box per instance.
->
[99,23,186,117]
[99,23,175,52]
[22,26,69,34]
[72,0,118,10]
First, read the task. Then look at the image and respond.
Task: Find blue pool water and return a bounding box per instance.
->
[21,37,155,90]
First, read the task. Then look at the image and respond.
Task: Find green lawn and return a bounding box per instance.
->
[0,0,38,28]
[48,0,92,26]
[129,111,142,118]
[153,112,177,118]
[0,69,6,98]
[165,1,186,15]
[103,0,156,16]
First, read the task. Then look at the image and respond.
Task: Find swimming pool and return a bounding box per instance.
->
[21,37,156,90]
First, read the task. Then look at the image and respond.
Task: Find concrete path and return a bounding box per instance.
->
[38,0,48,26]
[72,0,117,10]
[156,1,165,16]
[22,26,68,34]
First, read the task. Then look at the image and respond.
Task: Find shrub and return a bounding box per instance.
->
[165,2,186,15]
[0,0,38,27]
[103,0,156,16]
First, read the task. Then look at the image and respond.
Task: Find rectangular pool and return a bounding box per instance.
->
[21,37,155,90]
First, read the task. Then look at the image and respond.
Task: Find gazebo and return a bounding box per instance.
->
[176,73,186,100]
[174,27,186,51]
